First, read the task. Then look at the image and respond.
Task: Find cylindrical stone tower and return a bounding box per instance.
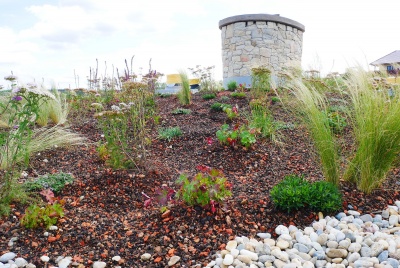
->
[219,13,305,87]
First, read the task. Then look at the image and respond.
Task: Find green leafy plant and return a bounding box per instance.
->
[326,111,347,133]
[307,181,342,213]
[270,175,342,213]
[230,92,246,99]
[20,202,64,229]
[24,173,74,193]
[202,93,216,100]
[223,105,239,120]
[158,126,182,142]
[175,165,232,212]
[172,108,191,115]
[248,99,278,141]
[251,66,271,98]
[270,175,310,212]
[227,81,237,91]
[210,102,231,112]
[271,96,280,104]
[216,124,256,148]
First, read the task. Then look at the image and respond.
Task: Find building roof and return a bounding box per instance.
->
[370,50,400,66]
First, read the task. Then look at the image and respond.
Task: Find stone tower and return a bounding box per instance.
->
[219,14,305,87]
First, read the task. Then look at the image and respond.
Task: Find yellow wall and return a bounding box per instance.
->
[166,74,200,85]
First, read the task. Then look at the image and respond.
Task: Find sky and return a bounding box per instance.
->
[1,0,399,89]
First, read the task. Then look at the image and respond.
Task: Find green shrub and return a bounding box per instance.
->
[216,124,256,148]
[251,66,271,98]
[202,93,216,100]
[231,92,246,99]
[177,71,191,105]
[307,181,342,213]
[219,96,230,102]
[172,108,191,115]
[227,81,237,91]
[270,175,343,213]
[158,127,182,141]
[271,96,280,104]
[175,166,232,212]
[24,173,74,193]
[270,175,310,212]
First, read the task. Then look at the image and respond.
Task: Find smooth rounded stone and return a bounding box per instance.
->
[389,249,400,259]
[49,225,58,231]
[337,223,348,230]
[215,257,223,266]
[273,259,287,268]
[344,233,356,243]
[293,243,310,253]
[347,210,360,217]
[317,234,328,246]
[360,247,371,257]
[237,244,245,251]
[112,256,121,262]
[58,257,71,268]
[315,260,327,267]
[262,244,271,255]
[26,264,36,268]
[280,234,293,242]
[303,261,315,268]
[140,253,151,261]
[168,256,181,266]
[14,258,27,267]
[249,264,258,268]
[240,249,258,261]
[304,227,314,235]
[327,218,339,227]
[335,212,346,220]
[360,214,373,223]
[257,233,271,239]
[237,255,252,264]
[382,210,390,219]
[364,237,374,247]
[378,250,389,262]
[282,263,297,268]
[388,205,399,212]
[226,240,238,251]
[275,225,289,235]
[220,250,229,257]
[0,253,16,263]
[264,238,276,247]
[370,242,385,257]
[353,259,374,268]
[326,249,348,259]
[387,258,399,268]
[347,223,360,232]
[297,252,312,261]
[223,254,234,265]
[276,240,290,250]
[206,260,216,267]
[335,231,345,242]
[230,248,239,258]
[348,252,361,263]
[245,243,255,251]
[338,239,351,250]
[313,251,326,260]
[331,258,343,264]
[288,225,299,233]
[271,249,289,262]
[341,216,355,223]
[311,242,323,251]
[327,241,338,249]
[331,264,345,268]
[389,215,399,226]
[92,261,106,268]
[297,236,311,246]
[259,255,275,263]
[310,232,318,243]
[313,222,324,231]
[373,215,383,223]
[40,256,50,263]
[348,243,362,253]
[232,259,244,266]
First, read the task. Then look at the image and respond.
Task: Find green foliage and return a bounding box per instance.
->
[216,124,256,148]
[175,166,232,212]
[219,96,230,102]
[270,175,310,212]
[307,181,342,212]
[270,175,342,213]
[158,127,182,142]
[210,102,231,112]
[202,93,216,100]
[20,202,64,229]
[157,93,172,98]
[227,81,237,91]
[172,108,191,115]
[326,111,347,133]
[251,66,271,98]
[230,92,246,99]
[222,105,239,120]
[24,173,74,193]
[248,99,277,141]
[177,71,191,105]
[271,96,280,104]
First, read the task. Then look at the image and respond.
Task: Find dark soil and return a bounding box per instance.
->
[1,91,400,267]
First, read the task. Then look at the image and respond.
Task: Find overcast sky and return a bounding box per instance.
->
[1,0,398,89]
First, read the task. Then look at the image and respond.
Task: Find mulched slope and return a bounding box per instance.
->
[1,91,400,267]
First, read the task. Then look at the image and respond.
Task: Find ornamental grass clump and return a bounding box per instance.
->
[343,67,400,193]
[177,70,191,105]
[251,66,271,99]
[284,70,340,185]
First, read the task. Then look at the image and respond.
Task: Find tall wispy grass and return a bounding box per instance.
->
[283,69,340,185]
[177,70,191,105]
[36,90,69,126]
[343,67,400,193]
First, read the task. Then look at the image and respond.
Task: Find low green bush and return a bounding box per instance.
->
[158,127,182,141]
[270,175,342,213]
[172,108,191,115]
[202,93,216,100]
[231,92,246,99]
[227,81,237,91]
[20,202,64,229]
[24,173,74,193]
[210,102,231,111]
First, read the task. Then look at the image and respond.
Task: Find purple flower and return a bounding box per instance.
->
[12,95,22,101]
[12,87,21,94]
[13,125,19,129]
